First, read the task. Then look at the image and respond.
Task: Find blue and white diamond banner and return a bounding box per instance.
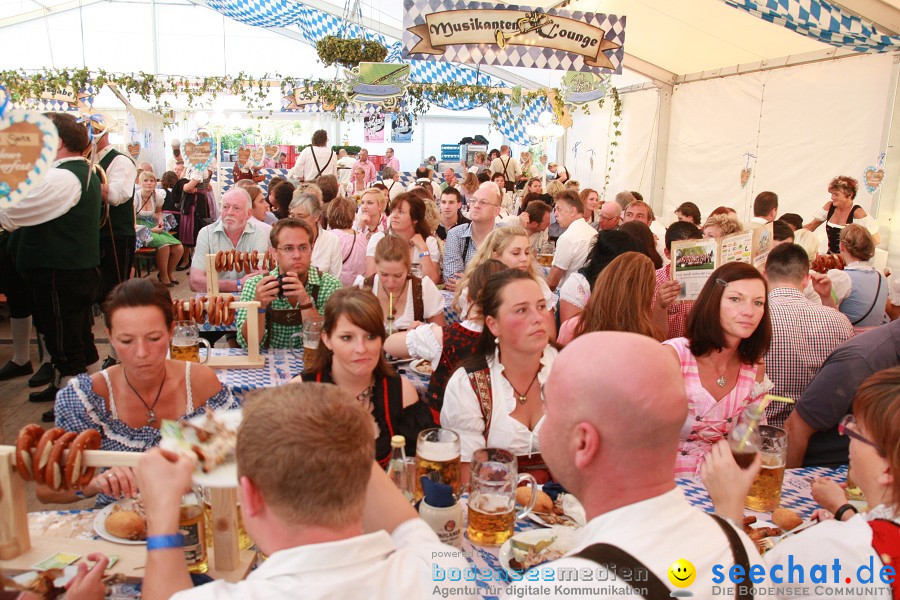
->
[403,0,626,74]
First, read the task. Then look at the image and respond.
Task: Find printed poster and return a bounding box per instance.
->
[671,238,719,302]
[392,113,414,143]
[364,111,386,143]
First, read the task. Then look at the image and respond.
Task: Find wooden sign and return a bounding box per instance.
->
[0,111,59,210]
[185,135,213,171]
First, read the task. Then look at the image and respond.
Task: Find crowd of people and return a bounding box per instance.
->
[2,120,900,599]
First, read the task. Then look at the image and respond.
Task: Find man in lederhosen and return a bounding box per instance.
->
[0,112,102,420]
[288,130,336,183]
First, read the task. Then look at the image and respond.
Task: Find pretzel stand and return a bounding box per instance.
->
[0,445,254,581]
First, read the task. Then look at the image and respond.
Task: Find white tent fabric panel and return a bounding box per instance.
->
[663,72,765,223]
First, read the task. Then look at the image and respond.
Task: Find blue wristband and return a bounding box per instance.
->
[258,308,267,314]
[236,280,243,292]
[147,533,185,550]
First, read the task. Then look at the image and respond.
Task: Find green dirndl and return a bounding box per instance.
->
[136,216,181,248]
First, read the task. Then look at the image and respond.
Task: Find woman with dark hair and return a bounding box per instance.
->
[269,180,294,220]
[663,262,773,476]
[703,367,900,586]
[675,201,702,226]
[384,260,507,421]
[296,288,433,463]
[558,229,646,323]
[327,196,368,286]
[41,279,237,506]
[805,175,880,253]
[365,192,440,282]
[441,269,556,481]
[619,221,664,269]
[559,252,663,345]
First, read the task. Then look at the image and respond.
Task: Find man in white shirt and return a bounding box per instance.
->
[408,166,441,200]
[749,191,778,229]
[547,190,597,291]
[489,145,521,191]
[352,148,378,185]
[384,147,400,172]
[335,149,355,185]
[509,332,763,599]
[135,383,476,600]
[288,130,336,183]
[189,188,270,293]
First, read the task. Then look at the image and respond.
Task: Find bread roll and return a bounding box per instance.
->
[516,487,553,513]
[772,507,802,531]
[106,510,147,540]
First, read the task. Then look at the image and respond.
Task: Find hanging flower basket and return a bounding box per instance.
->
[316,36,388,69]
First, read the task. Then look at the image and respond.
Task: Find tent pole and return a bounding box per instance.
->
[649,86,672,217]
[873,54,900,272]
[150,0,159,74]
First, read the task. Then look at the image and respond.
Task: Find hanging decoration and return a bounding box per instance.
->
[185,132,214,172]
[316,36,388,68]
[403,0,626,73]
[345,63,411,108]
[124,114,142,160]
[741,152,756,188]
[0,87,60,210]
[264,145,279,160]
[559,72,610,106]
[863,153,885,193]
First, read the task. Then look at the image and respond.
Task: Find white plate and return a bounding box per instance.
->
[159,409,242,488]
[499,527,575,578]
[409,358,433,375]
[93,499,146,545]
[525,492,586,528]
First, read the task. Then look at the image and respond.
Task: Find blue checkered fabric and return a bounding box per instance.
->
[13,86,95,112]
[488,95,551,146]
[724,0,900,52]
[220,168,436,194]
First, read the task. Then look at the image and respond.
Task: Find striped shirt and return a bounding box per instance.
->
[764,287,854,428]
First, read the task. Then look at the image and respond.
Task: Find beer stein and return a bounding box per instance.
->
[467,448,537,547]
[744,425,788,512]
[291,316,323,364]
[414,429,461,502]
[171,321,211,363]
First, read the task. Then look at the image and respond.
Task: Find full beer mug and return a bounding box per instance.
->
[745,425,788,512]
[467,448,537,547]
[290,316,324,363]
[414,429,461,502]
[171,321,211,363]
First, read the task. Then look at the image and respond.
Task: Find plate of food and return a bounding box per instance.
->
[499,527,576,577]
[93,498,146,545]
[743,508,815,553]
[409,359,433,376]
[160,409,241,487]
[519,488,586,528]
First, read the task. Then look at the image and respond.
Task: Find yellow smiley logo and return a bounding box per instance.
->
[667,559,696,588]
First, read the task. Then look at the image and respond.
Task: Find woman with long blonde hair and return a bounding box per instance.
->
[452,226,554,316]
[559,252,663,344]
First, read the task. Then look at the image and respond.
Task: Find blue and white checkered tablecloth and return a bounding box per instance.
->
[443,290,460,325]
[677,465,847,518]
[212,349,302,402]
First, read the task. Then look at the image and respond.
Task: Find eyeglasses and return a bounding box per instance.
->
[290,212,311,220]
[470,198,499,208]
[839,415,879,451]
[277,244,312,255]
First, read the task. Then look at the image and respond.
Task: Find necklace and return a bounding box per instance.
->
[707,358,728,388]
[122,366,167,425]
[505,369,541,405]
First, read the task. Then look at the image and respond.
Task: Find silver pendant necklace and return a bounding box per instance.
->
[122,367,167,425]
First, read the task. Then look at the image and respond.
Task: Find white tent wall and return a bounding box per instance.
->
[564,87,660,201]
[662,52,894,240]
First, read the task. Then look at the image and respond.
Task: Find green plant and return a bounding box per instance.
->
[315,36,387,69]
[332,145,362,155]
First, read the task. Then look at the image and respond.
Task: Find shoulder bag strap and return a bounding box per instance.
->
[411,275,424,322]
[851,271,883,326]
[571,544,671,599]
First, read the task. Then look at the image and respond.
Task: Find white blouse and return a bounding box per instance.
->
[441,345,558,462]
[558,272,590,310]
[134,188,165,217]
[353,273,444,331]
[404,320,483,364]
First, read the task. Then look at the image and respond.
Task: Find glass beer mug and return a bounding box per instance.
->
[466,448,537,547]
[171,321,211,363]
[289,316,323,365]
[414,429,461,502]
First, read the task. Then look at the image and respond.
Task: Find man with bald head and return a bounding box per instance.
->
[597,201,621,231]
[511,332,762,598]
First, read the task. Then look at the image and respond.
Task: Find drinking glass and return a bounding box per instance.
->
[171,321,211,363]
[745,425,788,512]
[414,429,461,502]
[466,448,537,546]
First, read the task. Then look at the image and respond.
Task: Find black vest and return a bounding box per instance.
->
[98,148,136,238]
[16,159,101,271]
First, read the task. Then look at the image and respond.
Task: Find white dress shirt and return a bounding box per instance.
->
[552,217,597,288]
[509,487,764,599]
[97,146,136,206]
[312,226,343,278]
[289,146,337,182]
[171,518,477,600]
[441,345,557,462]
[0,158,83,231]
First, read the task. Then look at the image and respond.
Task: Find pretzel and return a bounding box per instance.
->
[179,299,188,322]
[209,295,220,326]
[250,250,259,271]
[217,295,226,325]
[33,428,65,485]
[65,429,102,488]
[227,250,235,271]
[216,250,225,272]
[196,296,206,322]
[239,252,248,273]
[222,295,234,325]
[46,432,77,491]
[15,424,45,481]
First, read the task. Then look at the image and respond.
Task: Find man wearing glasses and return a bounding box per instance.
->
[597,200,622,231]
[236,218,342,349]
[442,184,502,291]
[785,319,900,468]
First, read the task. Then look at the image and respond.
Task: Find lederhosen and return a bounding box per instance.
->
[302,370,405,466]
[463,355,551,483]
[363,274,424,329]
[498,157,515,192]
[426,322,480,423]
[98,148,136,302]
[573,515,753,600]
[825,203,861,255]
[262,267,322,349]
